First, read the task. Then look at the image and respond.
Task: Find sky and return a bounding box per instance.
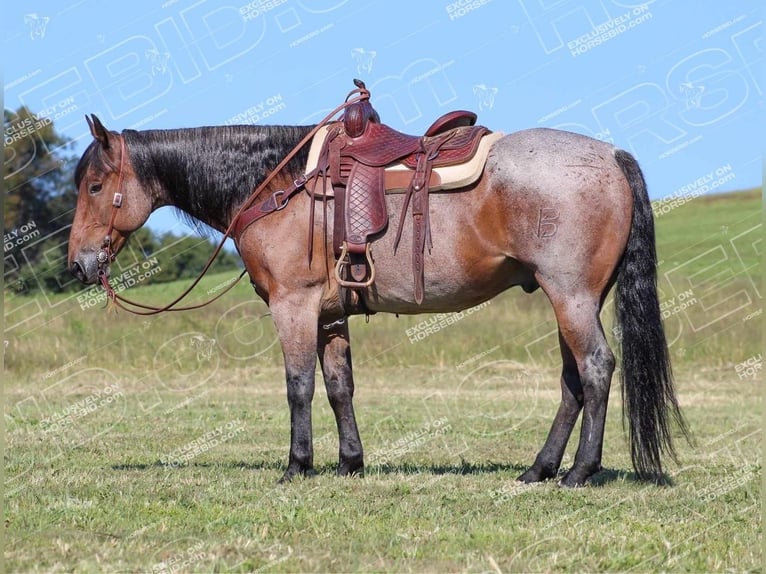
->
[3,0,763,236]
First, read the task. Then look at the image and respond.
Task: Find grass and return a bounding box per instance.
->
[4,189,762,572]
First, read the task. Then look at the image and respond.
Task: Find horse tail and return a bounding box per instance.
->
[613,148,689,482]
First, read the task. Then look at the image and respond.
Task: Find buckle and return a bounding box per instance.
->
[272,190,288,211]
[293,174,308,188]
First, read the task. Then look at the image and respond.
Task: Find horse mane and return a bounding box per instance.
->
[121,124,314,233]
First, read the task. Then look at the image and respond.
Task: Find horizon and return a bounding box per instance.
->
[3,1,762,236]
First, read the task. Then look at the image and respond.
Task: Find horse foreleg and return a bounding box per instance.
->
[518,332,583,483]
[317,319,364,476]
[270,294,320,482]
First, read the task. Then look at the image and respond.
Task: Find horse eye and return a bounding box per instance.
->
[88,182,103,195]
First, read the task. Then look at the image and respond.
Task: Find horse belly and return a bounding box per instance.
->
[362,190,530,314]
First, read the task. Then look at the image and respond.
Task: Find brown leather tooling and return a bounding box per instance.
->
[313,80,490,303]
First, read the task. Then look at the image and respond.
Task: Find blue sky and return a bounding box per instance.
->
[3,0,762,235]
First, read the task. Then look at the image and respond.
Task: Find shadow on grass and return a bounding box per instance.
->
[110,460,525,475]
[587,467,677,488]
[371,463,673,487]
[370,460,529,476]
[111,460,285,472]
[587,467,634,487]
[111,460,675,488]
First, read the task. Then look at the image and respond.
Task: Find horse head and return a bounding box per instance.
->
[68,115,153,284]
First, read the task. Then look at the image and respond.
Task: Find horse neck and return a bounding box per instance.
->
[124,125,314,233]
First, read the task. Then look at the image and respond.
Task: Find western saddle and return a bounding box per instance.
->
[311,80,491,304]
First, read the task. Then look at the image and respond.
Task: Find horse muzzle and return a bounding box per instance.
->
[70,250,102,284]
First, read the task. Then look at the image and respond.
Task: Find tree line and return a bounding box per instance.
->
[4,106,241,296]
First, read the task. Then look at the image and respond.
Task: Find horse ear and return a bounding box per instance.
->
[87,114,112,150]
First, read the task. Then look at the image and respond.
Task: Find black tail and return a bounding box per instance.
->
[613,149,689,482]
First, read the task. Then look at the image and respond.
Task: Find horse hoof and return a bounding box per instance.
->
[517,465,557,483]
[337,464,364,478]
[517,469,540,483]
[278,467,317,484]
[557,476,586,488]
[557,466,597,488]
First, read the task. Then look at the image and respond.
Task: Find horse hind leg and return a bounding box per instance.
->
[518,331,583,483]
[317,319,364,476]
[522,290,616,487]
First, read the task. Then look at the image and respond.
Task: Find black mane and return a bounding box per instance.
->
[122,124,314,232]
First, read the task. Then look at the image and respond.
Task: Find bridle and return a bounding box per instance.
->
[92,85,372,315]
[93,132,252,314]
[96,137,125,286]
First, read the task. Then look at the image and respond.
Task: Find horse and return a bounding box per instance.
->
[67,106,688,487]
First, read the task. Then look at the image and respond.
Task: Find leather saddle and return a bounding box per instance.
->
[314,80,491,304]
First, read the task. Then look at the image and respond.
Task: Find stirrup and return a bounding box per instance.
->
[335,242,376,289]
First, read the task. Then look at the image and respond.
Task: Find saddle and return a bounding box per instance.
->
[312,80,491,304]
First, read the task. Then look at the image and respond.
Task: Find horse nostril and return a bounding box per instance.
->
[71,261,86,282]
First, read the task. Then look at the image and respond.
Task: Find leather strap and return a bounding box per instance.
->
[407,131,454,303]
[306,169,441,197]
[232,176,310,241]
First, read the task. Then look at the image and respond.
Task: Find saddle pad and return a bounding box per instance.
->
[305,125,503,194]
[384,130,503,191]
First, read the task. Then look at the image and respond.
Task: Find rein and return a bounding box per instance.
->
[95,86,371,315]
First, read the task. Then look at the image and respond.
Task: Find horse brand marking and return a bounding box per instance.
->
[536,207,559,238]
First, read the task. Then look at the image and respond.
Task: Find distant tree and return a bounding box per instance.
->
[4,107,78,251]
[127,228,242,284]
[4,106,79,294]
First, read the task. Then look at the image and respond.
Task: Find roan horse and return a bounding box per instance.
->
[68,94,688,487]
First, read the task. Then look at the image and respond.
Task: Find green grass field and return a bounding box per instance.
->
[4,189,762,572]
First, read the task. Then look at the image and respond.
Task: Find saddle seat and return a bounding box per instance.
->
[336,120,488,169]
[306,80,496,303]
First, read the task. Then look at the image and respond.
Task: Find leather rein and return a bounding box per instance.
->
[95,87,371,315]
